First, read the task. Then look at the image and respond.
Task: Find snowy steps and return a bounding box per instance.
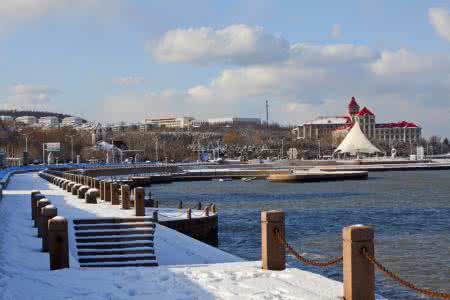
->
[73,217,158,268]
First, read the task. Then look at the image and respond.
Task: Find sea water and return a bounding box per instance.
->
[148,170,450,300]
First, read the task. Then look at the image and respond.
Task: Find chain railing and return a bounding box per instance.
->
[274,228,343,267]
[362,248,450,299]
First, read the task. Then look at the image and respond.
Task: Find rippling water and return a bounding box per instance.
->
[149,170,450,299]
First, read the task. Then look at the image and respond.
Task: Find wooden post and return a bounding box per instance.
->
[41,205,57,252]
[104,182,111,202]
[261,210,285,271]
[99,181,104,200]
[135,187,145,216]
[197,201,202,210]
[36,199,51,234]
[343,225,375,300]
[48,216,69,270]
[211,204,216,214]
[121,185,130,209]
[178,201,183,209]
[111,183,119,205]
[152,210,158,222]
[204,206,210,217]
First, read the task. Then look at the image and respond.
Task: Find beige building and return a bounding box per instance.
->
[143,117,194,129]
[15,116,37,125]
[293,97,422,144]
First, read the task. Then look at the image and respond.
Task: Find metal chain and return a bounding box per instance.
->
[362,248,450,299]
[274,229,343,267]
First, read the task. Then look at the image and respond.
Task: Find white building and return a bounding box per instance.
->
[143,117,194,129]
[38,116,59,128]
[207,117,261,126]
[15,116,37,125]
[62,116,83,127]
[0,116,14,122]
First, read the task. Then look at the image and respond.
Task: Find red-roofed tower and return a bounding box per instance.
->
[348,97,360,117]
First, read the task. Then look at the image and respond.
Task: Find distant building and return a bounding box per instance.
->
[207,117,261,126]
[192,119,208,128]
[292,116,351,140]
[62,116,83,127]
[15,116,37,125]
[0,115,14,122]
[143,117,194,129]
[292,97,422,144]
[38,116,59,128]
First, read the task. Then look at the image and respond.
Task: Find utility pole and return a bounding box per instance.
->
[318,140,321,160]
[69,135,74,163]
[266,100,269,128]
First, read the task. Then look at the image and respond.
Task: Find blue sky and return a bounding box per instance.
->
[1,1,450,136]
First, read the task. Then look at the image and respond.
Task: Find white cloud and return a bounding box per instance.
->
[429,7,450,42]
[152,24,290,65]
[2,83,60,110]
[330,24,341,39]
[0,0,117,33]
[113,76,144,86]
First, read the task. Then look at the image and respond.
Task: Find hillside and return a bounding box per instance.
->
[0,110,86,122]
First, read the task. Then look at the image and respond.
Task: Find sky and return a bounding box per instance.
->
[1,1,450,136]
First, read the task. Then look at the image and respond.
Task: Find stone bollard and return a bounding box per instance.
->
[78,186,90,199]
[111,183,120,205]
[31,191,43,221]
[204,205,210,217]
[48,216,69,270]
[197,201,202,210]
[85,188,99,204]
[343,225,375,300]
[41,205,57,252]
[178,201,183,209]
[135,187,145,216]
[121,185,130,209]
[261,210,285,271]
[211,204,216,214]
[36,199,51,236]
[71,184,82,195]
[67,182,75,193]
[104,182,111,202]
[187,208,192,220]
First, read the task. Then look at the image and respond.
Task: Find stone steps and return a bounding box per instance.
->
[73,217,157,268]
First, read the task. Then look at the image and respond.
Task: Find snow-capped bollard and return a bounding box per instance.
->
[31,191,42,221]
[204,206,210,217]
[135,187,145,216]
[85,188,99,204]
[121,185,130,209]
[78,186,90,199]
[261,210,285,271]
[71,184,82,196]
[178,201,183,209]
[67,182,75,192]
[48,216,69,270]
[111,183,120,205]
[211,204,216,214]
[36,199,51,236]
[41,205,57,252]
[187,208,192,220]
[152,210,158,222]
[343,225,375,300]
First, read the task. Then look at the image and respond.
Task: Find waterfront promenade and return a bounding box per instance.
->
[0,172,368,299]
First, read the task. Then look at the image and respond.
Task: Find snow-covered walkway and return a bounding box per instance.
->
[0,173,377,300]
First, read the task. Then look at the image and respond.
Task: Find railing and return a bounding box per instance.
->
[261,210,450,300]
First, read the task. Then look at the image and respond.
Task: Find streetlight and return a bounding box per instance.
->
[68,135,75,163]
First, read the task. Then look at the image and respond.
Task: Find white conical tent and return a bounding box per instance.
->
[334,122,381,155]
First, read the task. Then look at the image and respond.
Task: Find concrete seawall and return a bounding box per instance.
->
[160,215,218,247]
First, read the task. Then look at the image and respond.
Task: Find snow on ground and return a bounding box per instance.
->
[0,173,386,299]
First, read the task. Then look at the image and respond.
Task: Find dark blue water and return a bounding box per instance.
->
[149,171,450,299]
